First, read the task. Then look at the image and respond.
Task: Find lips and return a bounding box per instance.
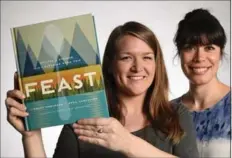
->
[190,67,211,74]
[128,76,146,80]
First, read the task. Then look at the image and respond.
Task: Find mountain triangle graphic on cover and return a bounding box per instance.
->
[59,39,87,68]
[53,55,68,72]
[27,45,38,68]
[17,21,102,78]
[71,23,98,65]
[38,35,58,62]
[59,39,71,65]
[16,30,27,75]
[23,51,45,77]
[37,35,58,73]
[68,46,87,68]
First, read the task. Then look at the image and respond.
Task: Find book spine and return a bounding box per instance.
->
[10,28,30,131]
[92,16,109,117]
[92,15,101,64]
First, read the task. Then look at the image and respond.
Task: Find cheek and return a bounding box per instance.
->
[113,63,129,80]
[146,64,156,76]
[181,54,192,64]
[180,57,189,72]
[209,55,220,63]
[210,58,220,73]
[180,54,193,69]
[208,54,221,69]
[114,64,128,74]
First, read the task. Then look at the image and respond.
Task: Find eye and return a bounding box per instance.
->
[143,56,153,60]
[120,56,132,61]
[182,45,196,52]
[204,45,215,51]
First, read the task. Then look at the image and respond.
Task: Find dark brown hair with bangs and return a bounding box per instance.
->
[174,8,227,56]
[102,21,184,144]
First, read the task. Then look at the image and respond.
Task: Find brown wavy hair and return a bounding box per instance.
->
[102,21,184,143]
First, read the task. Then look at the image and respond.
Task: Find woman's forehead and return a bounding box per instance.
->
[182,34,213,46]
[116,36,153,53]
[117,51,154,56]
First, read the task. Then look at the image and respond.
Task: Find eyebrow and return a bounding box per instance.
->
[118,52,154,55]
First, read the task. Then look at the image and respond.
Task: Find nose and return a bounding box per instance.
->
[131,58,143,72]
[193,47,205,62]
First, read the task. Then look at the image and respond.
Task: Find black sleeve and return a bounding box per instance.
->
[53,124,80,158]
[173,103,199,158]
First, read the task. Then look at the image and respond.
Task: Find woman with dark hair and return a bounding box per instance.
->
[6,21,198,157]
[173,8,230,157]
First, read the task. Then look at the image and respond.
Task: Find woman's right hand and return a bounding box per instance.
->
[5,72,41,138]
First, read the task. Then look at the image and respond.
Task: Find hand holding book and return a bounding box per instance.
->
[6,72,41,138]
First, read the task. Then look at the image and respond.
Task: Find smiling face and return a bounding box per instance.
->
[112,35,155,97]
[180,44,221,85]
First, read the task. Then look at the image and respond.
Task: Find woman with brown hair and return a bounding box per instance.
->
[5,21,198,157]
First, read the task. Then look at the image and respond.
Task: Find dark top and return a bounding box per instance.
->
[53,103,199,158]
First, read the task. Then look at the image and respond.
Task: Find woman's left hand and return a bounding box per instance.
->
[73,117,134,154]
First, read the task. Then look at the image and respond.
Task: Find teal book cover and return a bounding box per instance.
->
[11,13,109,131]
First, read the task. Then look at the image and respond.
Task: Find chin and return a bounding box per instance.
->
[190,78,212,86]
[125,88,148,97]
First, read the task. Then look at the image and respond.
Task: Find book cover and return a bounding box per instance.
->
[11,13,109,131]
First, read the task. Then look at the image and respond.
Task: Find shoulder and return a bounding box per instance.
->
[223,91,231,105]
[170,105,199,157]
[214,90,231,114]
[170,98,194,133]
[170,96,181,104]
[170,95,186,113]
[170,97,190,116]
[170,99,199,157]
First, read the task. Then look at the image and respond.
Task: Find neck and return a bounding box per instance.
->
[184,77,229,111]
[118,92,149,132]
[119,93,145,115]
